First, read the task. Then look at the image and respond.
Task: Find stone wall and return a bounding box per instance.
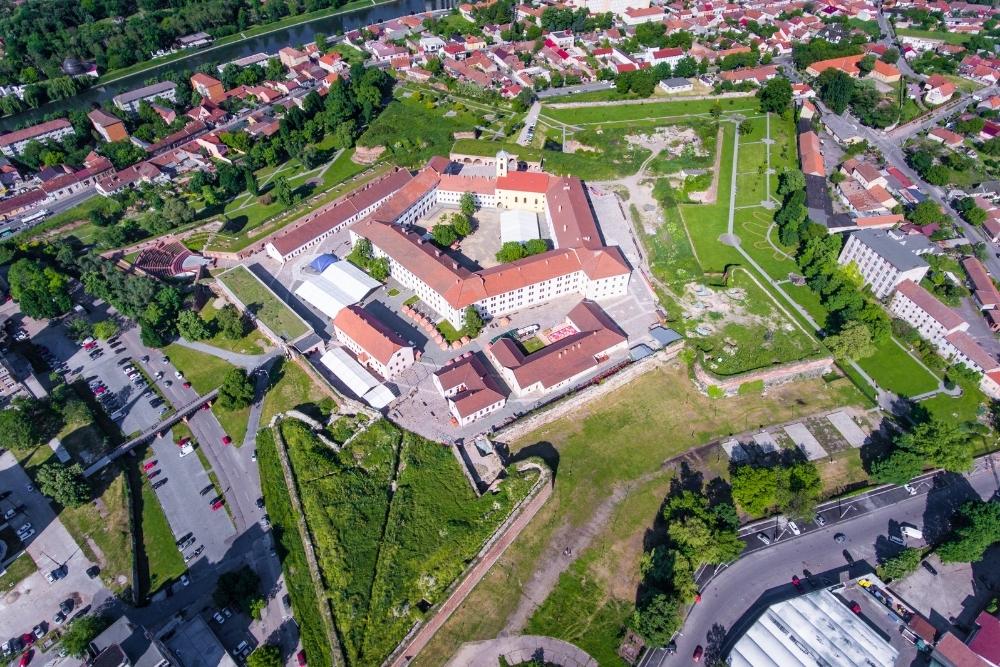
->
[692,356,834,395]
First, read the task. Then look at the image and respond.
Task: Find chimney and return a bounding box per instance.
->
[452,261,459,269]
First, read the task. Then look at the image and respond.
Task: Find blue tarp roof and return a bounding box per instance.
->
[649,326,682,347]
[309,254,337,273]
[630,344,653,361]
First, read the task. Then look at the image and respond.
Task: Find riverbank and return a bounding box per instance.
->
[95,0,392,86]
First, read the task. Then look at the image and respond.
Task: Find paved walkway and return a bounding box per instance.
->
[447,635,598,667]
[388,468,553,666]
[171,337,276,370]
[242,357,280,450]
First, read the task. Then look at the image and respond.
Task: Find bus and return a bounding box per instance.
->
[21,209,51,225]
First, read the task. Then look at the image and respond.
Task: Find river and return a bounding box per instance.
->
[0,0,454,131]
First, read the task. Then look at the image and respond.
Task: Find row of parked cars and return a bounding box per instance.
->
[0,599,74,664]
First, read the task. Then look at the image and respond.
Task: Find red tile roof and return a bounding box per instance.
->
[268,168,412,257]
[333,305,408,365]
[434,352,507,418]
[495,171,550,193]
[896,279,967,331]
[946,329,999,371]
[0,118,72,148]
[489,300,626,391]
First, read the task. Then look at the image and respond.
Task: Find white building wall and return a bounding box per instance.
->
[839,235,929,299]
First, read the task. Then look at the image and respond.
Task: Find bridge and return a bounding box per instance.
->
[84,388,220,477]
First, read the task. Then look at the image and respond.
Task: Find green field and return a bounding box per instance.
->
[162,343,237,394]
[217,265,310,341]
[541,97,759,126]
[895,28,972,46]
[260,357,335,425]
[279,418,535,665]
[0,553,37,592]
[416,364,867,665]
[139,459,186,594]
[203,149,375,254]
[257,428,334,666]
[359,95,484,168]
[857,337,939,397]
[198,301,268,355]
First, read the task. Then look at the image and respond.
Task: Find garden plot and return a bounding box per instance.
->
[827,411,869,448]
[803,415,853,454]
[784,423,828,461]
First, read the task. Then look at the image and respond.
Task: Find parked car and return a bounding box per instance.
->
[221,435,232,446]
[211,499,225,511]
[788,521,800,536]
[296,650,307,666]
[59,599,73,615]
[17,528,34,541]
[834,533,847,544]
[142,460,156,471]
[152,479,168,490]
[19,649,32,667]
[692,645,703,663]
[180,574,190,587]
[200,484,215,496]
[51,612,65,626]
[31,626,43,640]
[757,533,771,546]
[212,612,225,624]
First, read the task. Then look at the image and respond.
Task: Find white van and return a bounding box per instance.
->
[179,443,195,458]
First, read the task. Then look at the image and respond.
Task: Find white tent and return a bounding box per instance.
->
[294,279,348,320]
[294,261,380,320]
[319,261,380,301]
[319,347,395,408]
[500,210,540,244]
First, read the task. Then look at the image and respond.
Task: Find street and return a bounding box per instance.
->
[646,460,1000,666]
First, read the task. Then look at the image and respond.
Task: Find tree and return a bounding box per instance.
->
[459,191,476,218]
[896,417,973,472]
[777,168,806,196]
[215,304,248,340]
[214,566,262,610]
[8,258,72,319]
[244,167,259,196]
[60,615,112,658]
[757,76,792,113]
[246,645,283,667]
[453,213,473,237]
[93,320,119,340]
[824,321,875,360]
[630,593,681,645]
[0,397,61,450]
[496,241,527,263]
[36,462,90,508]
[464,306,484,337]
[883,47,900,64]
[177,310,212,341]
[908,200,947,226]
[219,368,255,410]
[369,257,390,282]
[937,500,1000,563]
[858,54,876,75]
[816,68,855,114]
[273,176,295,207]
[877,547,924,581]
[431,223,458,247]
[738,120,752,135]
[730,465,776,516]
[524,238,549,255]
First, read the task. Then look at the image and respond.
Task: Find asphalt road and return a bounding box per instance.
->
[646,461,1000,666]
[536,81,614,99]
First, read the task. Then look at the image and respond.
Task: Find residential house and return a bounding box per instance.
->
[87,109,128,143]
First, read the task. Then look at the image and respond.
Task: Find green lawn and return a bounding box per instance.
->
[785,284,829,329]
[139,464,186,595]
[279,419,534,665]
[202,149,379,254]
[217,265,310,341]
[257,427,334,665]
[895,28,971,45]
[733,208,798,282]
[260,357,334,425]
[416,364,868,665]
[637,183,703,288]
[359,95,482,168]
[198,302,268,355]
[856,337,939,397]
[922,376,987,423]
[162,343,237,394]
[0,553,38,592]
[541,97,759,126]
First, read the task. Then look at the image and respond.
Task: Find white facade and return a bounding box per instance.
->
[889,287,969,348]
[113,81,178,113]
[0,124,75,157]
[838,232,930,299]
[334,325,414,379]
[436,187,497,208]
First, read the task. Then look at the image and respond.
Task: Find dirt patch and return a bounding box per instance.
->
[626,126,707,159]
[687,126,723,204]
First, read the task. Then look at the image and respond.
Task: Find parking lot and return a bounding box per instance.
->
[145,425,238,568]
[0,451,105,643]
